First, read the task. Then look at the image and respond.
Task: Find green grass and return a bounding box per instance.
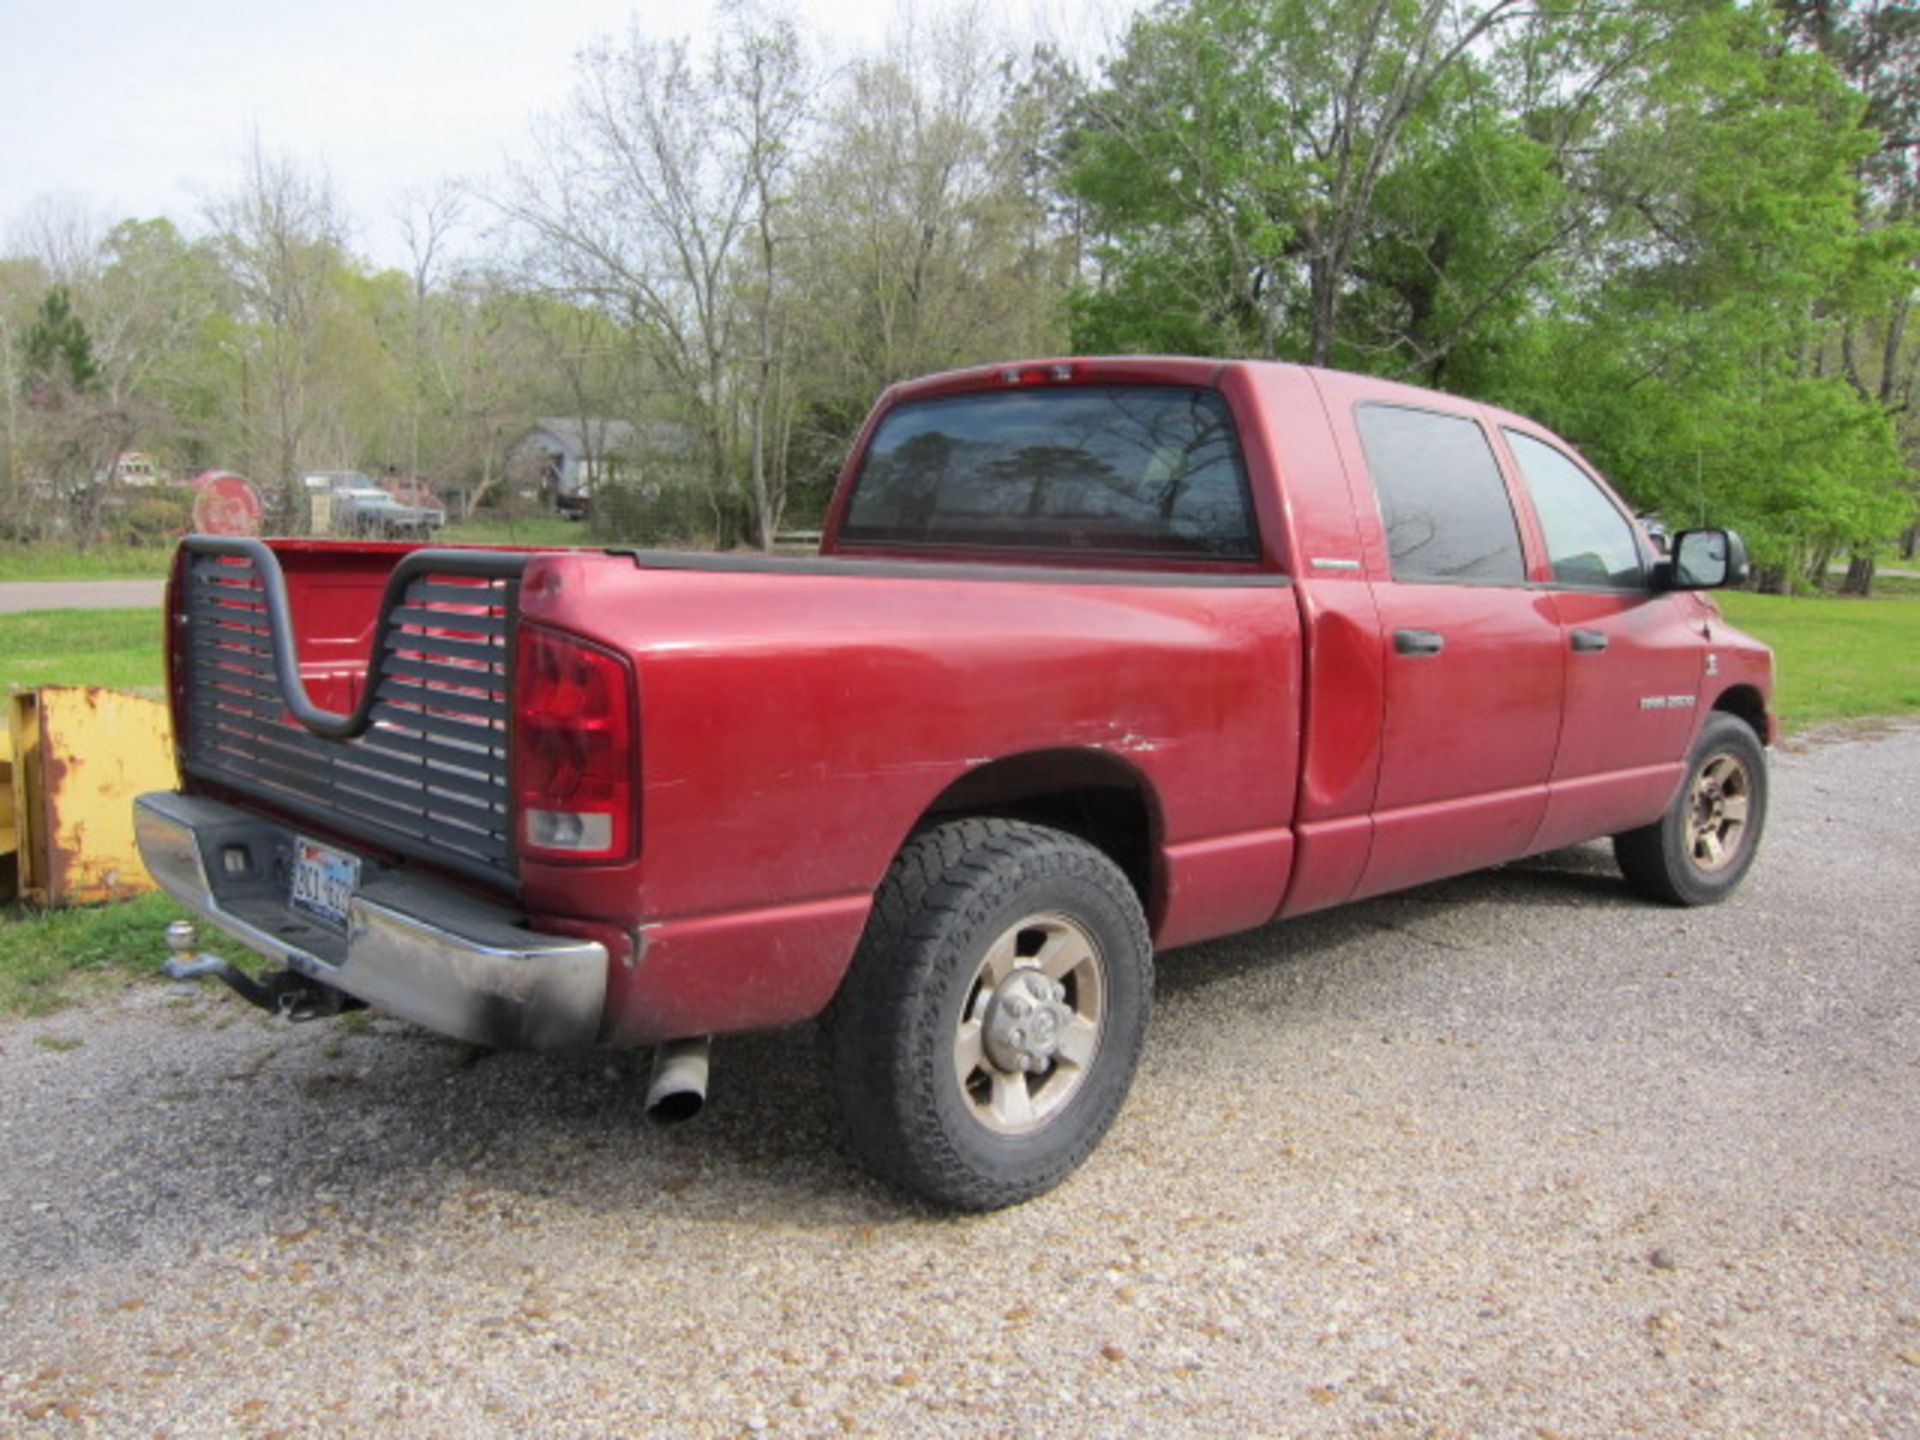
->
[0,609,166,695]
[439,514,595,548]
[0,891,192,1016]
[1861,571,1920,599]
[1717,591,1920,734]
[0,544,175,581]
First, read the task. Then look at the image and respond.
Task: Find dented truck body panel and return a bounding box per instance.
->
[137,356,1774,1051]
[515,557,1305,1042]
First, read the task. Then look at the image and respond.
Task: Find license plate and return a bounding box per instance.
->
[290,837,360,930]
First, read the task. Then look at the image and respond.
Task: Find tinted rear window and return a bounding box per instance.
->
[1356,404,1525,584]
[839,386,1259,560]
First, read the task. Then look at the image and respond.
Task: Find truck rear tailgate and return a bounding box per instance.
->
[175,539,525,891]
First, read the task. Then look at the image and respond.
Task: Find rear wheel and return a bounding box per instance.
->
[1614,712,1768,905]
[829,819,1152,1211]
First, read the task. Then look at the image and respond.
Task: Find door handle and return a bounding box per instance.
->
[1570,628,1609,653]
[1394,628,1445,656]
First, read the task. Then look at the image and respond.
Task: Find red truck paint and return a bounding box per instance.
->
[519,557,1304,1042]
[160,359,1774,1045]
[180,357,1766,1036]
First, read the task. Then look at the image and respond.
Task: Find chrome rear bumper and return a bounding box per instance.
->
[134,791,607,1050]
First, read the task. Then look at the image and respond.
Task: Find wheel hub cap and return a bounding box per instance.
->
[954,912,1107,1136]
[982,969,1071,1074]
[1686,752,1752,873]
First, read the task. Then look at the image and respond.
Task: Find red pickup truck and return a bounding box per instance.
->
[136,357,1772,1209]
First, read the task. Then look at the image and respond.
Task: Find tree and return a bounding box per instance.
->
[1481,5,1911,588]
[0,259,47,524]
[206,140,361,510]
[20,286,100,394]
[1777,0,1920,583]
[13,283,140,547]
[503,10,812,547]
[721,17,811,548]
[88,219,234,472]
[1065,0,1567,367]
[782,18,1076,508]
[1066,0,1914,577]
[393,181,470,485]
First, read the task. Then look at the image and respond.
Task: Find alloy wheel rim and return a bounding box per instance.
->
[1686,752,1752,873]
[953,912,1106,1135]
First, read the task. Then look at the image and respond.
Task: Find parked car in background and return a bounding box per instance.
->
[301,471,446,538]
[384,474,448,518]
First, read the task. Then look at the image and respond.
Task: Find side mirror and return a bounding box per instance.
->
[1655,528,1748,591]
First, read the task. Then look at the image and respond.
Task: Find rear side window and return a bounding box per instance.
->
[838,386,1259,560]
[1504,430,1645,589]
[1356,404,1524,584]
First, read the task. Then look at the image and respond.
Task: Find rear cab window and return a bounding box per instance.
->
[1355,404,1525,584]
[837,386,1259,561]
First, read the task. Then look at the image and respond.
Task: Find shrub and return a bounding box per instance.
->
[589,470,751,550]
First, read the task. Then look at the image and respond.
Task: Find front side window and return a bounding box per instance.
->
[1356,404,1525,584]
[1505,430,1645,589]
[838,386,1259,560]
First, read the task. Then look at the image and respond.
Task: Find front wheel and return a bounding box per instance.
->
[1614,712,1768,905]
[828,819,1152,1211]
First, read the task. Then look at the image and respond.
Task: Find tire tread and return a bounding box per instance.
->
[1614,712,1768,907]
[829,818,1151,1210]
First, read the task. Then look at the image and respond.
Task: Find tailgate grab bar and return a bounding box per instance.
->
[178,535,529,742]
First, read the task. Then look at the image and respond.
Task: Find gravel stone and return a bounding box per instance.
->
[2,721,1917,1437]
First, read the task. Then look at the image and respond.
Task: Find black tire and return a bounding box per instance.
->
[828,818,1152,1211]
[1614,712,1768,906]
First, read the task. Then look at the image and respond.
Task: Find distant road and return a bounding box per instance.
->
[0,580,166,614]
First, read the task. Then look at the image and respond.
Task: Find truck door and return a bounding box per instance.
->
[1498,428,1704,851]
[1339,401,1565,901]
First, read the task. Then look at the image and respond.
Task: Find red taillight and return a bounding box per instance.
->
[513,624,636,862]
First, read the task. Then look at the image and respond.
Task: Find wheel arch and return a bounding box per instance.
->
[1710,684,1770,744]
[915,748,1164,921]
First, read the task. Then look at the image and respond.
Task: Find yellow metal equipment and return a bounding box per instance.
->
[0,724,15,892]
[4,687,177,906]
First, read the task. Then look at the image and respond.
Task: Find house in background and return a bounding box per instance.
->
[109,450,168,487]
[508,418,701,517]
[509,417,638,517]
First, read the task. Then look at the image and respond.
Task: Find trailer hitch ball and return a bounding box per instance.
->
[157,918,347,1021]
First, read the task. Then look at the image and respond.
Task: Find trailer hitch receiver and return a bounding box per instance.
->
[163,919,354,1022]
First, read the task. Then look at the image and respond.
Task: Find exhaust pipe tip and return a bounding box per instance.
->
[645,1037,711,1125]
[647,1087,705,1125]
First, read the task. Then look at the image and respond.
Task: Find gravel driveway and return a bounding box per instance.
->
[3,725,1916,1438]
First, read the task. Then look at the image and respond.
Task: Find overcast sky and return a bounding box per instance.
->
[1,0,1131,272]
